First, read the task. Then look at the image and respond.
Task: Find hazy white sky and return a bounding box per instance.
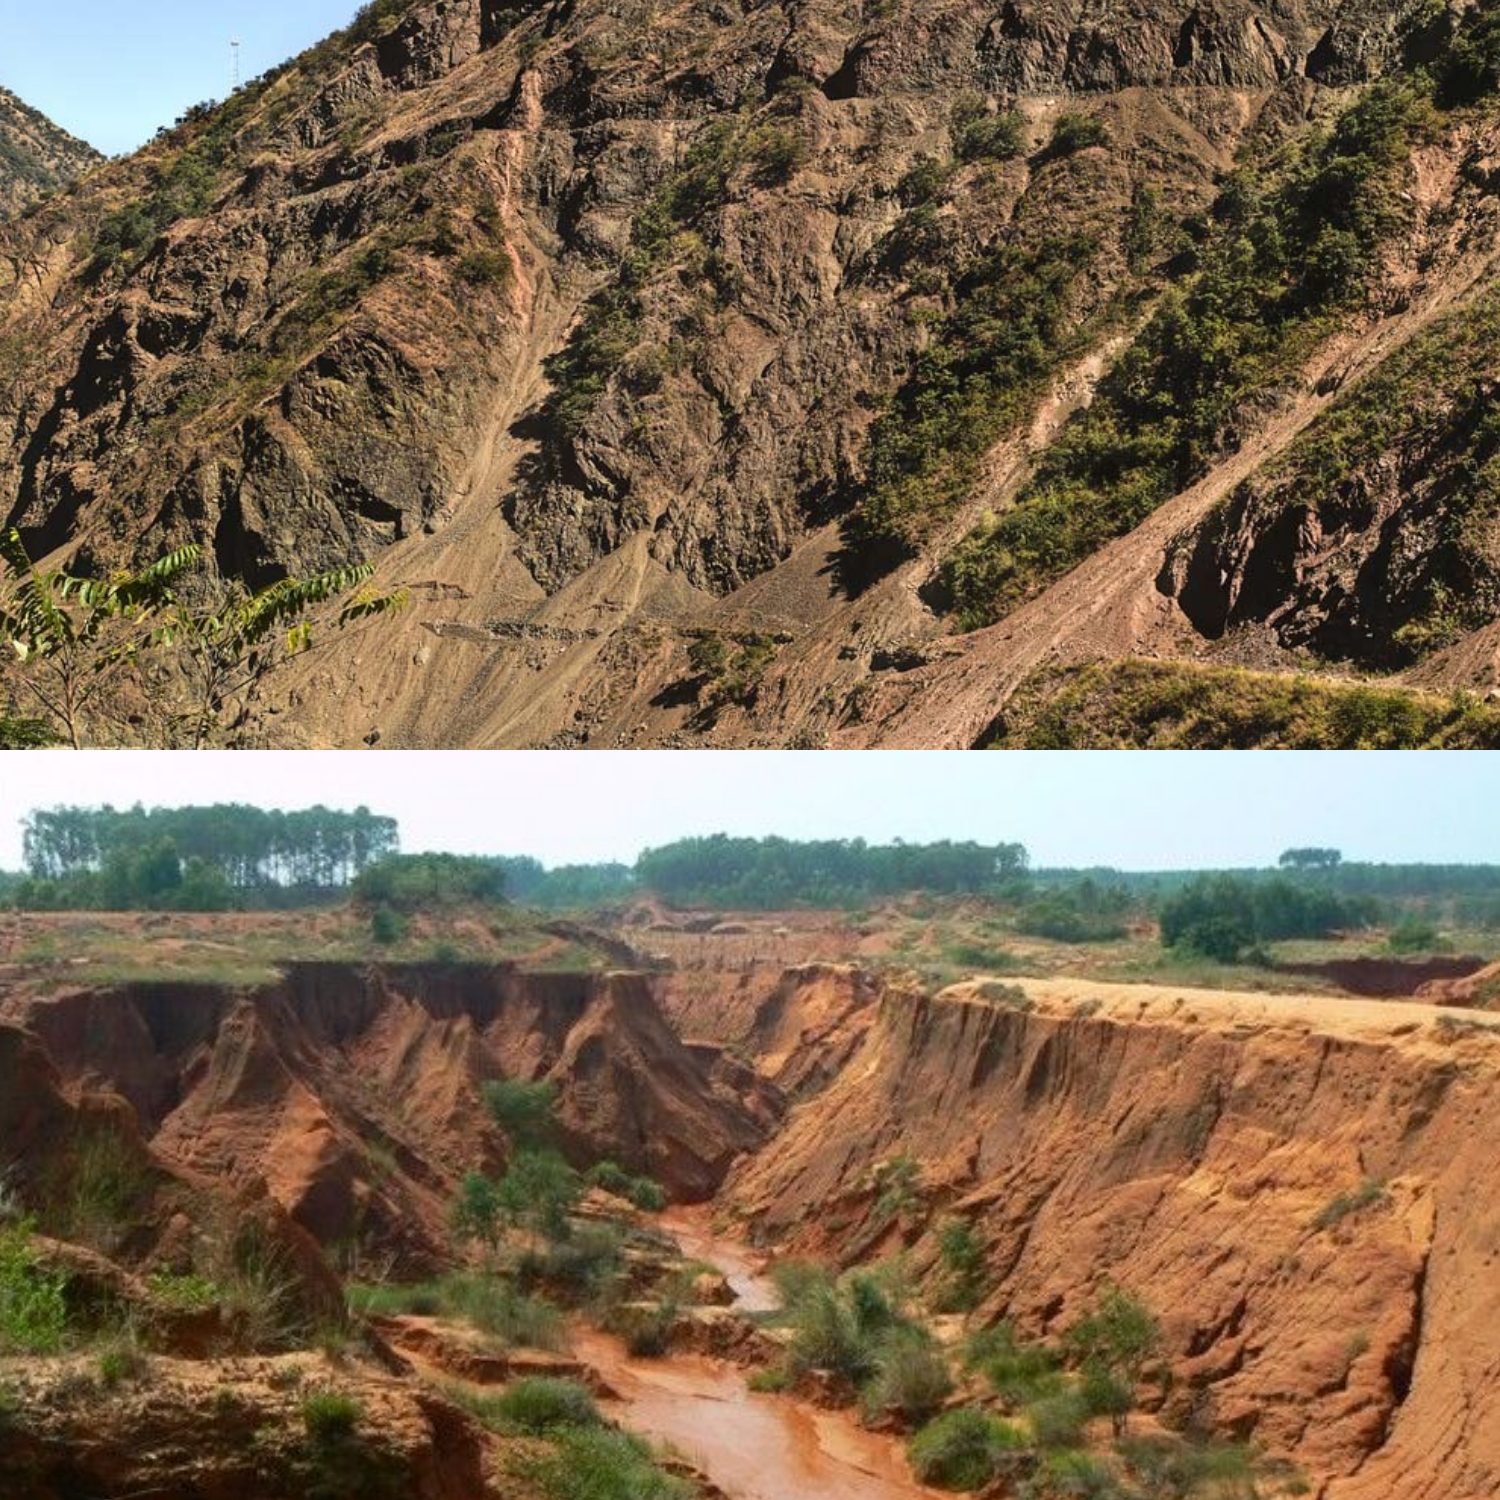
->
[0,752,1493,871]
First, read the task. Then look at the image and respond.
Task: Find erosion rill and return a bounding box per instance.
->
[2,959,1497,1497]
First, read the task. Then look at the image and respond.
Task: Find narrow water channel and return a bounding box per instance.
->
[575,1210,942,1500]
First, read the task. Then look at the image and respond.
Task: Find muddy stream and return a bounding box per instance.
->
[574,1210,942,1500]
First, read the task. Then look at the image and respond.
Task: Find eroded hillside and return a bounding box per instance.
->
[1,942,1498,1496]
[726,976,1500,1500]
[4,0,1500,744]
[0,962,768,1267]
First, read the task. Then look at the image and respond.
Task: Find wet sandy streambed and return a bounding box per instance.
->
[574,1210,942,1500]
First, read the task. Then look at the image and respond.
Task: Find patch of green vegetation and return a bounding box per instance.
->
[1203,282,1500,665]
[585,1161,669,1212]
[609,1297,680,1358]
[1312,1178,1389,1232]
[941,941,1023,973]
[1387,917,1443,953]
[352,853,509,911]
[510,1425,692,1500]
[941,80,1431,627]
[988,660,1500,750]
[934,1218,988,1313]
[348,1273,566,1348]
[1016,884,1130,943]
[951,97,1025,162]
[871,1156,923,1229]
[908,1407,1027,1490]
[0,1222,69,1354]
[370,905,407,945]
[302,1389,364,1441]
[456,248,514,289]
[860,1324,954,1425]
[1158,873,1370,964]
[1046,113,1110,156]
[841,233,1098,567]
[544,114,803,436]
[486,1377,603,1434]
[97,1332,148,1388]
[686,632,783,713]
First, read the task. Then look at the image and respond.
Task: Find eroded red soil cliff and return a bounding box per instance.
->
[726,979,1500,1500]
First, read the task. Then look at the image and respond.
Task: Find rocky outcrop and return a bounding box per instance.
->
[1,1351,510,1500]
[726,978,1500,1500]
[0,86,99,219]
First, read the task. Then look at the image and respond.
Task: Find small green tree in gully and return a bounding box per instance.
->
[497,1150,583,1249]
[0,527,200,749]
[451,1171,504,1251]
[483,1079,560,1149]
[1063,1285,1161,1438]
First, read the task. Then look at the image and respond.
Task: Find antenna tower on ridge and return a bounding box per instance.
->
[231,39,243,93]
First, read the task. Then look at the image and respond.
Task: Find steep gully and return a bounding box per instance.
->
[5,962,1498,1498]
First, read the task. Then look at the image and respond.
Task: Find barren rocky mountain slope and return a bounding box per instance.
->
[0,87,99,219]
[4,0,1500,744]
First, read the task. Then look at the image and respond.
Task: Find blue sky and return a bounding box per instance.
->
[0,752,1495,871]
[0,1,367,156]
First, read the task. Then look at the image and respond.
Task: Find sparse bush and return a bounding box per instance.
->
[498,1149,583,1246]
[744,123,808,184]
[302,1389,363,1442]
[861,1325,953,1425]
[147,1270,222,1310]
[935,1218,988,1313]
[586,1161,668,1212]
[1313,1178,1388,1232]
[954,108,1025,162]
[524,1221,625,1295]
[688,632,781,712]
[611,1298,679,1357]
[457,249,513,290]
[871,1155,922,1228]
[490,1377,603,1433]
[56,1127,153,1254]
[909,1407,1027,1490]
[1047,113,1109,155]
[97,1331,147,1388]
[370,905,406,945]
[512,1425,692,1500]
[784,1282,879,1385]
[1026,1449,1125,1498]
[1063,1285,1159,1436]
[1026,1390,1091,1450]
[451,1171,504,1248]
[483,1079,559,1147]
[0,1222,68,1354]
[1387,917,1439,953]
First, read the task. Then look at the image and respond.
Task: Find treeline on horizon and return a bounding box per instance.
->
[2,808,1499,928]
[5,805,399,911]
